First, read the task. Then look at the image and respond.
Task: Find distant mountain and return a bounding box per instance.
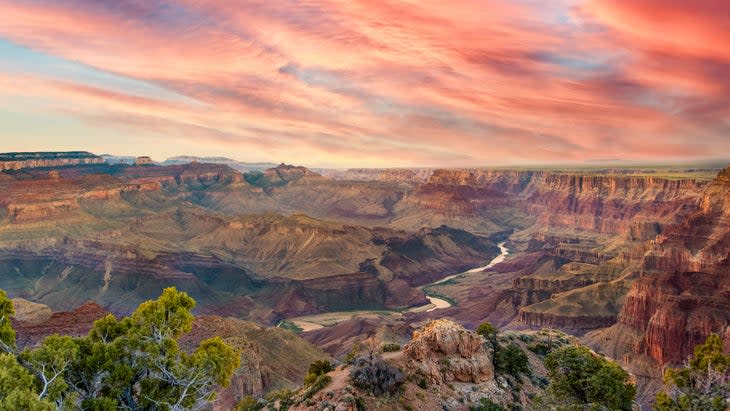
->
[162,155,278,172]
[0,151,103,170]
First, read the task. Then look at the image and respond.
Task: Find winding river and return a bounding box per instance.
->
[280,241,510,331]
[421,241,510,312]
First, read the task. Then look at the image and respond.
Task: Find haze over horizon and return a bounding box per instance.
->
[1,0,728,167]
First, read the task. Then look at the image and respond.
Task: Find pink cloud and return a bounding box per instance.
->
[0,0,727,166]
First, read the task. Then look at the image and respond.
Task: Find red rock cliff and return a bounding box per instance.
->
[616,167,730,364]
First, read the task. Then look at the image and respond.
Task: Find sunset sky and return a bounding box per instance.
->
[0,0,728,167]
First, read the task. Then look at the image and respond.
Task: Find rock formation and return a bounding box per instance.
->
[403,319,493,384]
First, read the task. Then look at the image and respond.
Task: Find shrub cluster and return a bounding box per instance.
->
[304,359,333,385]
[542,345,635,410]
[494,343,530,378]
[380,342,401,353]
[349,353,403,395]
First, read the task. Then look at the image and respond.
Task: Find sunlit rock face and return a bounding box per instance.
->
[615,167,730,364]
[403,319,493,384]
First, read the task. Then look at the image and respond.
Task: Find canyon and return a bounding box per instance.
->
[0,153,728,406]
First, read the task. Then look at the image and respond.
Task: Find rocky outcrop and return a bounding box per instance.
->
[403,319,493,384]
[0,152,104,171]
[11,298,53,324]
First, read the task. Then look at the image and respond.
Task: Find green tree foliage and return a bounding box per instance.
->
[655,334,729,411]
[477,322,500,367]
[495,343,530,378]
[0,287,240,411]
[0,289,16,353]
[308,360,333,377]
[542,345,635,411]
[0,353,54,411]
[304,360,333,385]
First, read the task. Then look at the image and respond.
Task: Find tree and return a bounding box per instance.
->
[495,343,530,378]
[0,287,240,411]
[655,334,729,411]
[543,345,635,410]
[477,322,500,367]
[0,289,16,354]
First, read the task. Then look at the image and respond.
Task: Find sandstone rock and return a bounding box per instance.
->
[403,319,493,384]
[11,298,52,324]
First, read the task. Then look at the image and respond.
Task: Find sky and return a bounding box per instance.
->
[0,0,728,168]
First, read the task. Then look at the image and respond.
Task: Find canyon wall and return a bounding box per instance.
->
[606,167,730,365]
[425,168,706,237]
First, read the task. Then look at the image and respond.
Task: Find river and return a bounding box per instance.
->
[422,241,509,312]
[280,241,510,330]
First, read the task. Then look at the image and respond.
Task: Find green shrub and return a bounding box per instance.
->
[381,342,401,352]
[235,396,265,411]
[495,343,530,378]
[470,398,505,411]
[303,372,318,386]
[354,396,366,411]
[527,342,550,356]
[0,287,239,410]
[308,360,333,376]
[344,343,362,365]
[543,345,635,410]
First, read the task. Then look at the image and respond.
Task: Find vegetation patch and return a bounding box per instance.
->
[278,320,304,333]
[350,353,404,396]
